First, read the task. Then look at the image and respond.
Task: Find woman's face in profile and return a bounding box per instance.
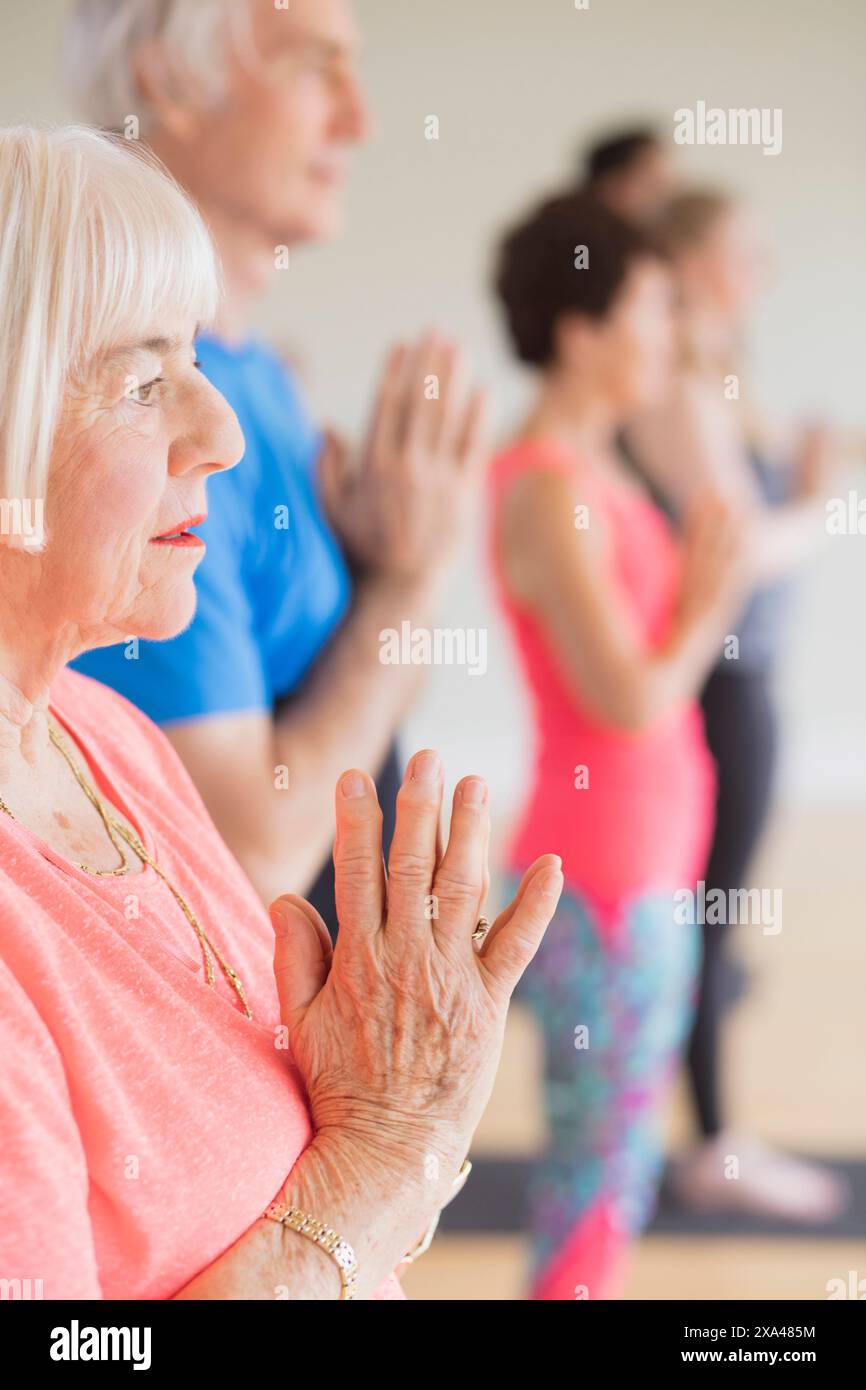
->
[683,208,768,326]
[602,258,677,412]
[34,318,243,652]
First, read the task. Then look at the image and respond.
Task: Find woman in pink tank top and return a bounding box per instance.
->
[489,191,745,1298]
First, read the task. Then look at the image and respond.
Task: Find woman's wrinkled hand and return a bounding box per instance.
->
[269,749,562,1201]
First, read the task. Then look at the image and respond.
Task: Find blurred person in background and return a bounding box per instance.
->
[66,0,487,926]
[623,188,847,1221]
[581,125,676,225]
[488,190,745,1300]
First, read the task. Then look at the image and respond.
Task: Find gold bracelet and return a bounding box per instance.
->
[263,1202,359,1300]
[400,1159,473,1266]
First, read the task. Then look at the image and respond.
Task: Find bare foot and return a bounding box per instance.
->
[670,1132,850,1224]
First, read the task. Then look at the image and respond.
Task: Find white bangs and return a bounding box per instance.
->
[0,125,220,521]
[68,130,220,368]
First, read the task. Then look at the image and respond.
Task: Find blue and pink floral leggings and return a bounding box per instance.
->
[508,879,700,1300]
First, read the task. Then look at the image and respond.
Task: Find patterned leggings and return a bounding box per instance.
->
[510,879,700,1300]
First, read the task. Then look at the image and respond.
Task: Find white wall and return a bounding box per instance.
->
[2,0,865,822]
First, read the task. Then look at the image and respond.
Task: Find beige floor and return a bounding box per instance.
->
[403,1236,866,1301]
[403,807,866,1301]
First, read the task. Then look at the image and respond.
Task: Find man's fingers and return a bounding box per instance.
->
[369,342,409,467]
[431,775,489,939]
[479,860,563,996]
[390,332,433,457]
[402,330,443,456]
[385,749,444,936]
[430,341,469,458]
[316,430,350,522]
[455,386,491,476]
[405,334,463,458]
[376,332,483,477]
[333,770,386,942]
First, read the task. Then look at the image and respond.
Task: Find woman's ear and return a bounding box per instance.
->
[132,38,203,143]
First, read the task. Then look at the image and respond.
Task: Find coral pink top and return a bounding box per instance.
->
[0,668,403,1301]
[488,439,715,929]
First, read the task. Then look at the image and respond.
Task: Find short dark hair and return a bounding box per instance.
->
[584,128,660,183]
[494,190,661,368]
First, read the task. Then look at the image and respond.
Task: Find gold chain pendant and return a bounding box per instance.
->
[0,721,253,1022]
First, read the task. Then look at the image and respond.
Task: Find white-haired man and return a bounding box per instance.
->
[68,0,487,923]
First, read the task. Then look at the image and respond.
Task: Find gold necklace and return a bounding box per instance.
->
[0,723,253,1020]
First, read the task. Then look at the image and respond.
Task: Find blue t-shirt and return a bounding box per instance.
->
[73,334,352,723]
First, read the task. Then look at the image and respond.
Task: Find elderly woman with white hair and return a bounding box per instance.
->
[0,125,563,1300]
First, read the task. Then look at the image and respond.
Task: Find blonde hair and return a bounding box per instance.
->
[65,0,254,135]
[0,125,220,529]
[654,189,735,258]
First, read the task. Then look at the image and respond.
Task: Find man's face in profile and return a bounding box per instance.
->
[177,0,371,245]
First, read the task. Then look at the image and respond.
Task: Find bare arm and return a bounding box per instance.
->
[165,572,441,906]
[747,495,824,582]
[172,1132,435,1301]
[626,382,825,586]
[745,422,836,581]
[499,467,743,732]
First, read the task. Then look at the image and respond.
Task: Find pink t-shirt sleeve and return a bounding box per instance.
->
[0,949,102,1299]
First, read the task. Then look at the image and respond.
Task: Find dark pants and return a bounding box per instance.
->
[688,666,779,1137]
[305,741,402,944]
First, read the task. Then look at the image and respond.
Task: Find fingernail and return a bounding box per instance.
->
[411,750,440,783]
[462,777,487,806]
[270,900,296,937]
[539,869,563,898]
[340,771,367,799]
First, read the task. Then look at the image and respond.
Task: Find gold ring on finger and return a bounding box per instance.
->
[472,916,490,945]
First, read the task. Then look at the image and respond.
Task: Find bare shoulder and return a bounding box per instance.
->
[497,460,601,602]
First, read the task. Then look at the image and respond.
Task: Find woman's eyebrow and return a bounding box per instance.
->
[139,336,174,354]
[103,334,191,362]
[137,335,188,355]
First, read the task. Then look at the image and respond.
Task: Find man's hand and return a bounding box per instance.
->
[318,331,489,583]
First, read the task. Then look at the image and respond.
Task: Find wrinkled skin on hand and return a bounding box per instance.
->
[270,749,563,1194]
